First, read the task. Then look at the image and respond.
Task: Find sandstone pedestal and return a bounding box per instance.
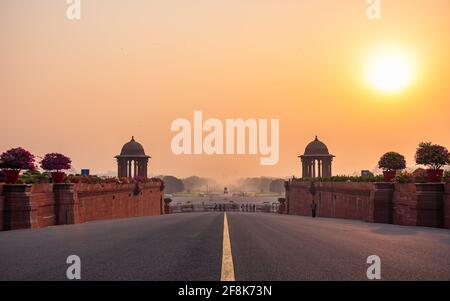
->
[0,184,4,231]
[2,185,38,230]
[54,183,81,225]
[442,184,450,229]
[394,183,444,228]
[367,183,394,223]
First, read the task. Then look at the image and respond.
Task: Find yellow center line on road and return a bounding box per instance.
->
[220,212,235,281]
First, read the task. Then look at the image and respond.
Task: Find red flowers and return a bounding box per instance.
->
[0,147,36,170]
[40,153,72,172]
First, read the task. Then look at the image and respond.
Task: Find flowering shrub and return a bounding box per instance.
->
[411,168,428,183]
[0,147,36,170]
[40,153,72,172]
[392,169,430,183]
[393,171,414,183]
[378,152,406,171]
[415,142,450,170]
[444,170,450,183]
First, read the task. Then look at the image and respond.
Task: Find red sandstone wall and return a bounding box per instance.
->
[317,182,372,220]
[0,184,4,231]
[0,182,163,231]
[286,181,373,221]
[77,183,163,222]
[393,183,444,228]
[286,181,446,228]
[31,184,56,228]
[286,181,310,216]
[444,184,450,229]
[393,184,417,226]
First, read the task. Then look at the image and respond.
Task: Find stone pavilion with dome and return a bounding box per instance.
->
[298,136,334,178]
[115,136,151,178]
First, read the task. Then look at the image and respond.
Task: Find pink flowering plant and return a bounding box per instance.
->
[0,147,36,170]
[40,153,72,172]
[415,142,450,170]
[378,152,406,171]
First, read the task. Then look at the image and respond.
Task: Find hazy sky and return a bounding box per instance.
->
[1,0,449,183]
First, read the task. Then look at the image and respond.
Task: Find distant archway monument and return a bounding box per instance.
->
[115,136,151,178]
[299,136,334,178]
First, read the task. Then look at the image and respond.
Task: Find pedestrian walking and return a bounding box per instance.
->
[310,200,317,218]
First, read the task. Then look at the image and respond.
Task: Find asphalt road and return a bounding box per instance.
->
[1,212,449,280]
[0,213,223,281]
[227,213,450,280]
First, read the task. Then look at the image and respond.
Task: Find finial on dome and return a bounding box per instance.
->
[131,136,135,141]
[315,135,318,141]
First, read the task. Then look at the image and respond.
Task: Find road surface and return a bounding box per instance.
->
[0,212,449,280]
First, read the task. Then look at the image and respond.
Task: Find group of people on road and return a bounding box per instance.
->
[213,203,257,212]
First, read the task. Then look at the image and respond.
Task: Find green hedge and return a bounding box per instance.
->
[294,175,384,183]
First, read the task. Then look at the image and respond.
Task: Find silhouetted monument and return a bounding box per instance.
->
[299,136,334,178]
[115,136,151,178]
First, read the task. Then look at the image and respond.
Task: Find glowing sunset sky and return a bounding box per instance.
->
[0,0,449,182]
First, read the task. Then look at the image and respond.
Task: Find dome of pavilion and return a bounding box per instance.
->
[119,136,147,157]
[304,136,330,155]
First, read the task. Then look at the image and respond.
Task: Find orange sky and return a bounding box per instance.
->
[1,0,449,183]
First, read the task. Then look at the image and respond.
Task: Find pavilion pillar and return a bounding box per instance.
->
[140,159,147,178]
[329,160,332,177]
[143,160,148,178]
[302,160,306,178]
[317,159,322,178]
[136,160,140,178]
[312,160,315,177]
[329,159,332,177]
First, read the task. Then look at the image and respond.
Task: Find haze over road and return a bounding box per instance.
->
[1,212,449,281]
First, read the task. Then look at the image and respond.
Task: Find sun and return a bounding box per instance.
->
[365,48,416,94]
